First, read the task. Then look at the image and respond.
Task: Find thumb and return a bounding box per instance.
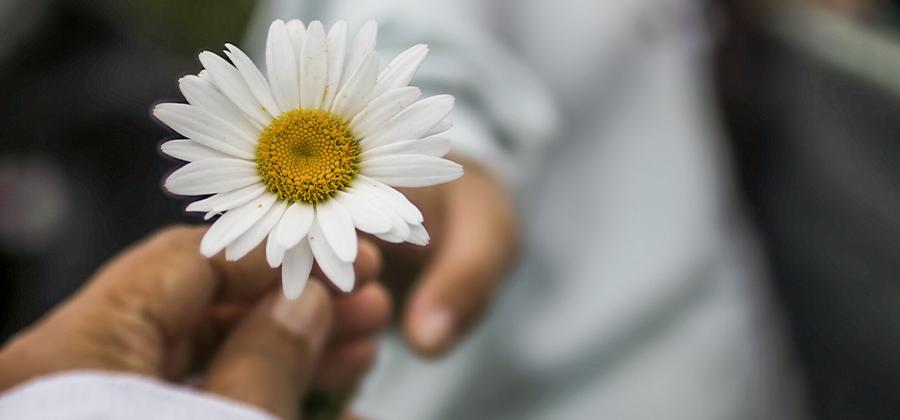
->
[203,281,333,419]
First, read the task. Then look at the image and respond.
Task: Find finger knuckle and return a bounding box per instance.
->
[155,224,204,249]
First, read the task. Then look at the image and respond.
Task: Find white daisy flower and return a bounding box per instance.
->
[154,19,462,298]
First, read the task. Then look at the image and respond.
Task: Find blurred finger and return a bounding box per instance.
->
[313,339,378,394]
[404,167,519,356]
[331,282,392,343]
[71,226,276,343]
[203,281,333,419]
[78,226,379,356]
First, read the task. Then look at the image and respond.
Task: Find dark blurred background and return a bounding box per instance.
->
[717,1,900,419]
[0,0,256,338]
[0,0,898,419]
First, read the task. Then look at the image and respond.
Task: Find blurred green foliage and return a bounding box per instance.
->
[111,0,258,58]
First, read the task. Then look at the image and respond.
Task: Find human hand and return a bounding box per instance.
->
[378,157,520,356]
[0,226,391,419]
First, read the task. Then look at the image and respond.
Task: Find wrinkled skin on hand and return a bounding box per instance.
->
[0,226,391,420]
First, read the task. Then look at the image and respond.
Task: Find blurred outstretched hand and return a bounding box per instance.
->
[379,157,520,356]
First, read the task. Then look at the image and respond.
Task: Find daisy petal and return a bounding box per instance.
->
[157,102,255,147]
[266,20,301,111]
[336,190,392,234]
[308,223,355,291]
[341,21,377,87]
[322,20,347,110]
[273,203,315,249]
[200,193,278,257]
[299,21,329,109]
[198,51,272,127]
[362,95,455,148]
[425,118,453,137]
[286,20,306,65]
[363,154,463,188]
[266,234,287,268]
[179,75,261,135]
[407,223,430,246]
[374,231,404,243]
[154,103,255,159]
[282,239,314,299]
[371,44,428,99]
[161,139,231,162]
[354,175,423,224]
[363,136,451,158]
[164,159,259,196]
[354,187,411,240]
[331,52,378,120]
[225,200,287,261]
[186,183,267,213]
[350,87,421,139]
[225,43,281,117]
[384,214,412,240]
[315,199,358,263]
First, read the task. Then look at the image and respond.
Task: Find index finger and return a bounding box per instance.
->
[77,225,380,343]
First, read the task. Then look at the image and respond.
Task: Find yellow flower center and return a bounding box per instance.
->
[256,109,360,204]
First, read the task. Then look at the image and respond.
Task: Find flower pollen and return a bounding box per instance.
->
[256,109,360,204]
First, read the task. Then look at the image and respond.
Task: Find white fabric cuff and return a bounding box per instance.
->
[0,371,275,420]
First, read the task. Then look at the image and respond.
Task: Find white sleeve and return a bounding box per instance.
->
[246,0,560,187]
[0,371,275,420]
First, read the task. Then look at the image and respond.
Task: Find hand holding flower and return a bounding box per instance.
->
[0,226,391,419]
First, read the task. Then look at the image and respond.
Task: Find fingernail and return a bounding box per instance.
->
[271,280,331,346]
[416,310,454,352]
